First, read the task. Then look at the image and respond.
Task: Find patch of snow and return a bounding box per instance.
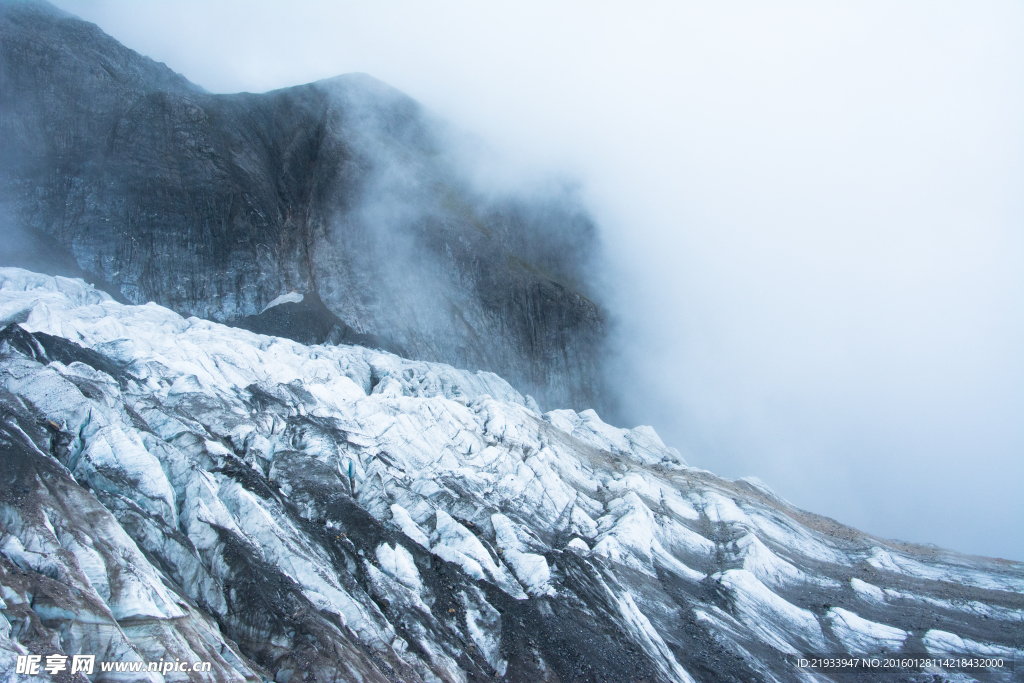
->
[491,514,552,596]
[431,511,526,599]
[390,504,430,548]
[614,591,696,683]
[736,534,808,588]
[376,543,422,593]
[827,607,907,653]
[566,538,590,552]
[850,577,887,603]
[867,547,1024,593]
[261,291,304,312]
[460,588,507,676]
[716,569,827,654]
[923,630,1024,660]
[700,491,749,526]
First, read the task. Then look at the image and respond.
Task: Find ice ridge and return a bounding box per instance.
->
[0,268,1021,683]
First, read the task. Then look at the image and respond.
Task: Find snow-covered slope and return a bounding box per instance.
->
[1,269,1021,683]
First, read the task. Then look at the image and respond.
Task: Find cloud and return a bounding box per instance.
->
[52,0,1024,560]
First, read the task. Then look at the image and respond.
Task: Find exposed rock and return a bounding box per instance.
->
[231,290,405,355]
[0,0,606,412]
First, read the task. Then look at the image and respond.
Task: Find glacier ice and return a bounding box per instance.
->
[0,268,1021,683]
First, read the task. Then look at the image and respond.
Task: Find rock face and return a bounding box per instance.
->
[0,0,606,412]
[232,291,406,355]
[1,269,1021,683]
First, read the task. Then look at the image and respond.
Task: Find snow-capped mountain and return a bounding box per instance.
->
[1,3,1022,682]
[1,269,1020,683]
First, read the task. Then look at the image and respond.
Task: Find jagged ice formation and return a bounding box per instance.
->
[1,270,1021,683]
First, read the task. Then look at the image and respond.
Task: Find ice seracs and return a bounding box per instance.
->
[1,268,1021,683]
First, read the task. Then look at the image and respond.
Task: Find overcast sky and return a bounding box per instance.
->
[53,0,1024,562]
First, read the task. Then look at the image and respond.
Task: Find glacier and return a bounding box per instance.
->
[0,268,1021,683]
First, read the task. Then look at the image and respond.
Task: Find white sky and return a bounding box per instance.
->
[54,0,1024,561]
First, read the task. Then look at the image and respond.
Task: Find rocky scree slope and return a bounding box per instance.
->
[1,269,1021,683]
[0,0,606,412]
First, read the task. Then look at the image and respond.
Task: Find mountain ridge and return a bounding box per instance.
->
[1,4,1021,681]
[0,0,608,414]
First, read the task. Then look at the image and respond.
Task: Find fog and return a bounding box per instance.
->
[52,0,1024,562]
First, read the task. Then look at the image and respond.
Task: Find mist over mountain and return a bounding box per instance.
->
[0,3,1022,683]
[0,0,607,414]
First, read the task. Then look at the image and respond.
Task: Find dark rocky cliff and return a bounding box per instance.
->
[0,0,607,413]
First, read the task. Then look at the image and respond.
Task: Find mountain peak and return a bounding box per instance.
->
[0,1,607,412]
